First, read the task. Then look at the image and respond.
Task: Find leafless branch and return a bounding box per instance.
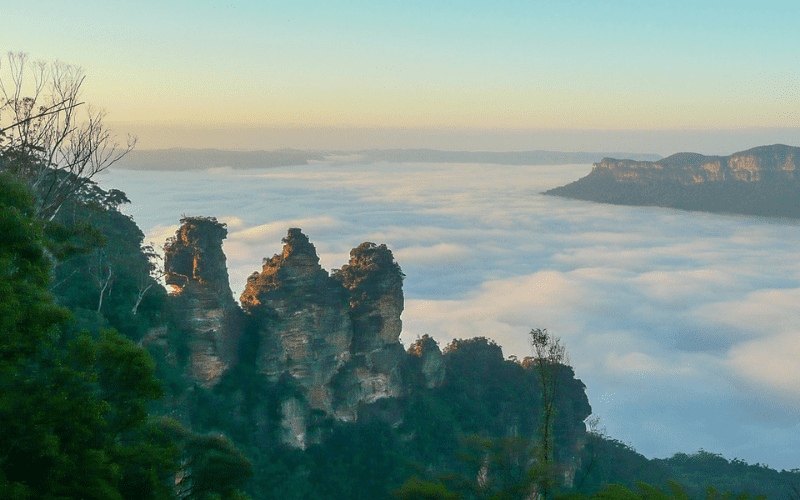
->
[0,51,137,220]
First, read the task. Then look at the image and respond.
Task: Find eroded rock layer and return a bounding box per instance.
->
[163,216,241,387]
[240,229,353,418]
[588,145,799,185]
[545,144,800,218]
[236,229,410,445]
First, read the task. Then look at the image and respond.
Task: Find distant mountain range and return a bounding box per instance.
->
[115,147,661,170]
[545,144,800,218]
[115,148,327,170]
[340,149,662,165]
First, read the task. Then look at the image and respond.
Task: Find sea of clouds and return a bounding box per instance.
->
[98,158,800,471]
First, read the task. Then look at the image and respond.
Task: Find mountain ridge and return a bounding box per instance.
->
[115,148,662,170]
[545,144,800,218]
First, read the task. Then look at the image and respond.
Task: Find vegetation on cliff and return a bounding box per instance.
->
[546,144,800,218]
[0,173,253,499]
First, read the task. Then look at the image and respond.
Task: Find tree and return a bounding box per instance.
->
[525,328,570,500]
[0,51,135,220]
[157,419,253,500]
[132,243,164,316]
[393,476,460,500]
[1,172,181,499]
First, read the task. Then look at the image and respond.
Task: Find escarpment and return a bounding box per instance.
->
[162,216,242,387]
[240,228,354,423]
[546,144,800,217]
[329,242,407,420]
[162,220,419,446]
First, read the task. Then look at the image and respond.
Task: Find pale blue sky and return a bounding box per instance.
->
[2,1,799,149]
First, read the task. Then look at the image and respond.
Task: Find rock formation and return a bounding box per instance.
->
[407,334,446,389]
[163,216,241,387]
[160,223,415,447]
[545,144,800,218]
[586,144,799,185]
[239,230,409,436]
[240,228,354,419]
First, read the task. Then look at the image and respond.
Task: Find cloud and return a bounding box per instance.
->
[727,331,800,397]
[103,158,800,471]
[229,216,342,242]
[394,243,473,265]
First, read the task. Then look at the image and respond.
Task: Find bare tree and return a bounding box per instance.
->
[89,249,114,314]
[131,243,164,316]
[0,51,136,220]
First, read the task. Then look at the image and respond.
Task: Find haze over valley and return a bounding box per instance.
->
[100,153,800,471]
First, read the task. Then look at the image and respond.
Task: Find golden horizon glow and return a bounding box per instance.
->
[5,0,798,149]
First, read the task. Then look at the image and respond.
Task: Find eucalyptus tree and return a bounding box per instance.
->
[0,51,135,220]
[526,327,570,500]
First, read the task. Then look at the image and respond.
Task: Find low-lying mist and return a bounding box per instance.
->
[98,157,800,472]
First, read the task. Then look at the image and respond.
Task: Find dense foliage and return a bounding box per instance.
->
[0,172,252,499]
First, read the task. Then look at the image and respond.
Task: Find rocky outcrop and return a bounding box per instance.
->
[163,216,242,387]
[407,334,446,389]
[588,144,799,184]
[545,144,800,218]
[240,228,353,419]
[327,243,408,420]
[236,229,409,444]
[159,220,451,447]
[333,242,405,352]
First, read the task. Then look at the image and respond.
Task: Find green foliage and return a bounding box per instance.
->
[43,179,167,341]
[653,451,790,500]
[158,419,253,500]
[0,172,252,500]
[393,476,461,500]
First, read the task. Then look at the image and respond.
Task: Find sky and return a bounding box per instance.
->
[97,158,800,472]
[2,1,799,153]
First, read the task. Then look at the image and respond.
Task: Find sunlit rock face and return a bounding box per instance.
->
[330,242,407,420]
[240,228,353,416]
[546,144,800,218]
[163,217,242,387]
[333,242,405,352]
[407,334,446,389]
[590,144,800,185]
[239,231,409,438]
[162,223,409,447]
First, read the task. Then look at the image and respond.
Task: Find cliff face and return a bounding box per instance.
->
[407,334,446,389]
[236,229,409,444]
[162,216,241,387]
[240,228,354,418]
[589,145,799,185]
[330,242,407,420]
[545,144,800,218]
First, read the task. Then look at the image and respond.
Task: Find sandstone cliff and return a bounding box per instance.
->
[161,222,417,447]
[407,334,445,389]
[589,144,799,184]
[239,230,409,439]
[330,242,407,420]
[545,144,800,217]
[162,216,242,387]
[240,228,354,421]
